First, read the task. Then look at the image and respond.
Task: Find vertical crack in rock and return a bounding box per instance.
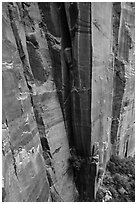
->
[110,2,135,156]
[3,2,135,202]
[124,139,129,158]
[28,85,53,161]
[7,3,69,202]
[116,2,135,157]
[112,3,121,55]
[68,2,92,157]
[46,169,64,202]
[60,2,93,201]
[39,2,94,201]
[111,59,126,146]
[58,2,74,148]
[8,0,54,178]
[5,118,19,179]
[38,2,74,148]
[8,3,35,84]
[38,4,79,201]
[110,3,126,154]
[10,144,18,179]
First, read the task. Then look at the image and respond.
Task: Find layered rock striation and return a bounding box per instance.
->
[2,2,135,202]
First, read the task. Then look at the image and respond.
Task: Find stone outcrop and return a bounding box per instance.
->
[2,2,77,202]
[2,2,135,202]
[112,3,135,158]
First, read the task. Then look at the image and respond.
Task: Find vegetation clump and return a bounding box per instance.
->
[95,155,135,202]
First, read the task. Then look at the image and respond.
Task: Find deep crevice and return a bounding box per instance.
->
[124,139,129,158]
[26,76,53,162]
[8,2,53,166]
[10,144,18,179]
[112,2,121,56]
[8,6,60,201]
[38,2,74,149]
[111,3,126,153]
[111,59,126,145]
[39,2,93,200]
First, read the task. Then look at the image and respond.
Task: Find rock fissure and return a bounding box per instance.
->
[3,117,19,179]
[10,144,19,179]
[2,2,135,202]
[8,3,57,198]
[8,3,52,156]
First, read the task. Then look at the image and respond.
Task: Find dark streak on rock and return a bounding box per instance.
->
[10,143,19,179]
[8,1,54,172]
[111,59,126,146]
[52,147,61,155]
[110,3,127,154]
[93,20,101,31]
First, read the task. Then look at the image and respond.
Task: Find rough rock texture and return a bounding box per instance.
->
[2,4,49,201]
[111,2,135,157]
[2,2,77,202]
[91,2,114,169]
[2,2,135,202]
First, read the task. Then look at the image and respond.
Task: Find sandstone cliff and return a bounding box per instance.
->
[2,2,135,202]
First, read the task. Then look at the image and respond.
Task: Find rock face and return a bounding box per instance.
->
[2,2,135,202]
[2,2,77,202]
[113,3,135,158]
